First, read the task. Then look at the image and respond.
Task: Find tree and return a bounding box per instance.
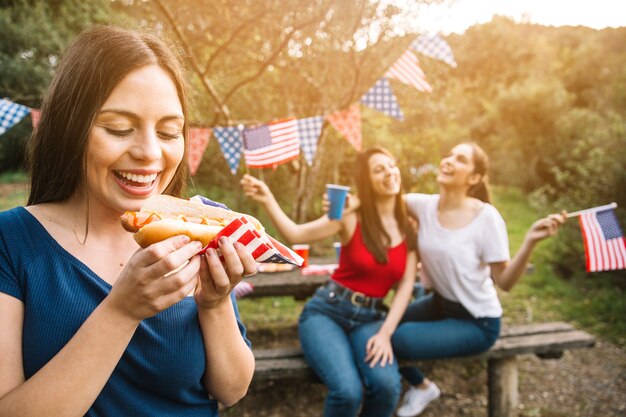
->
[115,0,448,221]
[0,0,116,171]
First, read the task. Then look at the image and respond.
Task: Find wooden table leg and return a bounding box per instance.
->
[488,356,518,417]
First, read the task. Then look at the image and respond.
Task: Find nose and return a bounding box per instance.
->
[130,129,162,162]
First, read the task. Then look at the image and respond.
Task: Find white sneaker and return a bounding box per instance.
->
[396,382,441,417]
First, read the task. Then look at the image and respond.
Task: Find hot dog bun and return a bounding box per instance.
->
[133,219,223,247]
[121,195,263,248]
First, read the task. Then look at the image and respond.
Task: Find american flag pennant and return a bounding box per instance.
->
[30,109,41,130]
[410,33,457,68]
[327,104,362,151]
[579,208,626,272]
[187,127,212,175]
[296,116,324,166]
[359,78,404,121]
[243,118,300,169]
[202,216,304,266]
[0,98,31,136]
[214,126,243,175]
[385,50,433,93]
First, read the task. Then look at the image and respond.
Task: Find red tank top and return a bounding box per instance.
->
[332,222,408,298]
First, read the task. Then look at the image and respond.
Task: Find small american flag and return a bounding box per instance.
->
[202,216,303,266]
[579,209,626,272]
[385,50,433,93]
[243,118,300,169]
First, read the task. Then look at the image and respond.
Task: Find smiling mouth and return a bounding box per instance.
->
[113,171,158,188]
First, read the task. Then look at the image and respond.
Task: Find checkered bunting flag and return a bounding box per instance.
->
[214,126,243,175]
[296,116,324,166]
[0,99,31,136]
[410,33,457,68]
[360,78,404,121]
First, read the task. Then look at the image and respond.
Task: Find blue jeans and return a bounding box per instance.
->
[298,283,402,417]
[391,292,501,385]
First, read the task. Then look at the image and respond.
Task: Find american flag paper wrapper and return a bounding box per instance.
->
[200,216,304,266]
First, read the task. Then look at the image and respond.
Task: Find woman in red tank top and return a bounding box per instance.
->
[241,147,417,417]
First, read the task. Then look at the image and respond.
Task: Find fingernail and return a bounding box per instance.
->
[207,248,216,257]
[234,242,244,250]
[219,236,228,245]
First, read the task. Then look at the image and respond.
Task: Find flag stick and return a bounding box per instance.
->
[565,202,618,218]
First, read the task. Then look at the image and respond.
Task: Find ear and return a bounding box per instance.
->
[467,172,481,187]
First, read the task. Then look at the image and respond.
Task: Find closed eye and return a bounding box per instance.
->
[158,131,182,140]
[105,128,133,137]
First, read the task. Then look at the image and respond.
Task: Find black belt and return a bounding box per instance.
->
[324,281,387,311]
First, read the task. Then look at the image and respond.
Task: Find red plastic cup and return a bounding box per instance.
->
[292,244,310,267]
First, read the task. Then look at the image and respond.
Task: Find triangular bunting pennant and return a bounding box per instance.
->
[0,99,31,136]
[188,127,212,175]
[296,116,324,166]
[327,104,362,151]
[359,78,404,121]
[214,126,243,175]
[30,109,41,130]
[385,50,433,93]
[410,33,457,68]
[242,118,300,169]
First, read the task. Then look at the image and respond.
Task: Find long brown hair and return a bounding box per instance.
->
[27,25,190,206]
[354,147,416,263]
[464,142,491,203]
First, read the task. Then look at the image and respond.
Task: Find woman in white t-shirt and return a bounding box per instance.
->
[392,142,566,417]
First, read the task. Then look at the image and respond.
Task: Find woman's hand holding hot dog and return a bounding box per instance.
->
[105,235,203,322]
[195,237,257,310]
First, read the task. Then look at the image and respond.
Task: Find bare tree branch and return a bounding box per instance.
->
[221,0,337,108]
[153,0,232,122]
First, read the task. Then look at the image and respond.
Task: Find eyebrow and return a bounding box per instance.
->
[98,109,184,122]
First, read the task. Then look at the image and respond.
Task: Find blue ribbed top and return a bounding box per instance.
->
[0,207,250,416]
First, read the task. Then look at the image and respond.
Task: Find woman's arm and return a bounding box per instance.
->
[491,213,566,292]
[240,174,344,244]
[195,239,257,406]
[364,250,418,367]
[0,236,204,417]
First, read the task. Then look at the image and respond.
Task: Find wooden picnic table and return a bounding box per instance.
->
[243,257,334,299]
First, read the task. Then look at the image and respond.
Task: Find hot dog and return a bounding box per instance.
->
[120,195,263,248]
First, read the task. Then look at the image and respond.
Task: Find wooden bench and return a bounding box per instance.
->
[243,266,329,300]
[252,322,595,417]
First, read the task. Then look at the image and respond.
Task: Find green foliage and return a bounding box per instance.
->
[1,4,625,327]
[0,0,118,170]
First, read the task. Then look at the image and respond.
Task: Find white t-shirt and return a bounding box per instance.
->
[406,193,510,318]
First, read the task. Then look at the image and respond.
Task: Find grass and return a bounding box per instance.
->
[0,171,28,209]
[1,172,623,347]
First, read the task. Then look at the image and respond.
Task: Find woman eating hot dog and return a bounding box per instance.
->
[0,26,256,417]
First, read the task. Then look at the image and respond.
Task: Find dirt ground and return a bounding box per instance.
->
[224,328,626,417]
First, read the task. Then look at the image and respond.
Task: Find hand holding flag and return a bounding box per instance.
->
[568,203,626,272]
